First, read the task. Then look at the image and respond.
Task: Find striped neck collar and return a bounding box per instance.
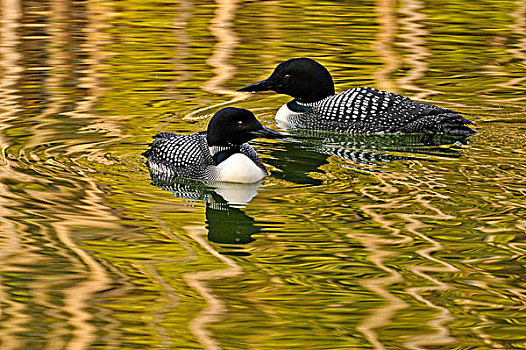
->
[287,99,314,112]
[209,144,241,165]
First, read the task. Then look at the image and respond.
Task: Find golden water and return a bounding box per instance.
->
[1,0,525,349]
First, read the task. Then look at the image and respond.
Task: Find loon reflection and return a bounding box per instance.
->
[205,202,260,248]
[148,173,263,250]
[265,129,468,180]
[149,171,262,208]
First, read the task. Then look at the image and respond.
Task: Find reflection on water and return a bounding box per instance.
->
[149,176,263,248]
[149,173,262,207]
[1,0,526,349]
[206,204,260,246]
[278,129,468,169]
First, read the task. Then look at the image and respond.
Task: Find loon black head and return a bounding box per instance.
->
[238,58,335,103]
[206,107,282,147]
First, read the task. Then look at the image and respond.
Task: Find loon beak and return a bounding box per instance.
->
[237,79,274,93]
[248,126,283,139]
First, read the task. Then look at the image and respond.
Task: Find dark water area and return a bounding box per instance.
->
[1,0,526,349]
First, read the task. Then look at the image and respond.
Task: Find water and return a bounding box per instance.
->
[1,0,525,349]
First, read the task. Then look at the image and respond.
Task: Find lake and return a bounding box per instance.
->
[1,0,525,349]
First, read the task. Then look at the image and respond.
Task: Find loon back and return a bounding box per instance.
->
[144,132,214,180]
[283,87,476,137]
[144,132,267,182]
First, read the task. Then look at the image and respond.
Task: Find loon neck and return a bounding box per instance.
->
[294,87,334,104]
[292,88,335,103]
[209,145,241,165]
[287,100,313,112]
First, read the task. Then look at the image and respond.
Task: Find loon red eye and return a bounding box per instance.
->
[238,120,243,126]
[284,74,291,80]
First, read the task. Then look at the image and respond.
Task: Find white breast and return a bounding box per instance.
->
[213,153,267,183]
[275,102,301,129]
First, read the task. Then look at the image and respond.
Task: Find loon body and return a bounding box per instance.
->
[143,107,282,183]
[238,58,476,140]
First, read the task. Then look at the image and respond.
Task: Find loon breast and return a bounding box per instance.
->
[275,103,296,127]
[275,100,312,129]
[213,153,267,183]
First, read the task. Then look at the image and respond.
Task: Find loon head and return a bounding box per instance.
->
[238,58,335,103]
[206,107,282,147]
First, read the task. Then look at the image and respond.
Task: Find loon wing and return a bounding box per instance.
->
[308,87,476,136]
[240,143,267,174]
[144,133,214,179]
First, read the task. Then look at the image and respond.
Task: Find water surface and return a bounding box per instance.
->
[1,0,526,349]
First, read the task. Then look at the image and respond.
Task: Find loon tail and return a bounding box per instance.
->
[416,112,477,145]
[437,113,477,137]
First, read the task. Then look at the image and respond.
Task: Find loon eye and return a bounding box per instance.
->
[284,74,291,81]
[238,120,243,126]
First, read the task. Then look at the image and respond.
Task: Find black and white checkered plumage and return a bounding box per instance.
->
[143,107,282,183]
[144,132,265,181]
[238,58,476,141]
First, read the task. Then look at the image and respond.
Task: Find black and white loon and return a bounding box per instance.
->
[238,58,476,141]
[143,107,282,183]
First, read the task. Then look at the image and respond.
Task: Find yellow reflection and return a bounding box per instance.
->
[397,0,438,101]
[494,0,526,103]
[0,1,25,348]
[185,0,248,120]
[374,0,400,93]
[184,225,243,350]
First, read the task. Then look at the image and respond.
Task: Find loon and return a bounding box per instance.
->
[143,107,282,183]
[238,58,476,142]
